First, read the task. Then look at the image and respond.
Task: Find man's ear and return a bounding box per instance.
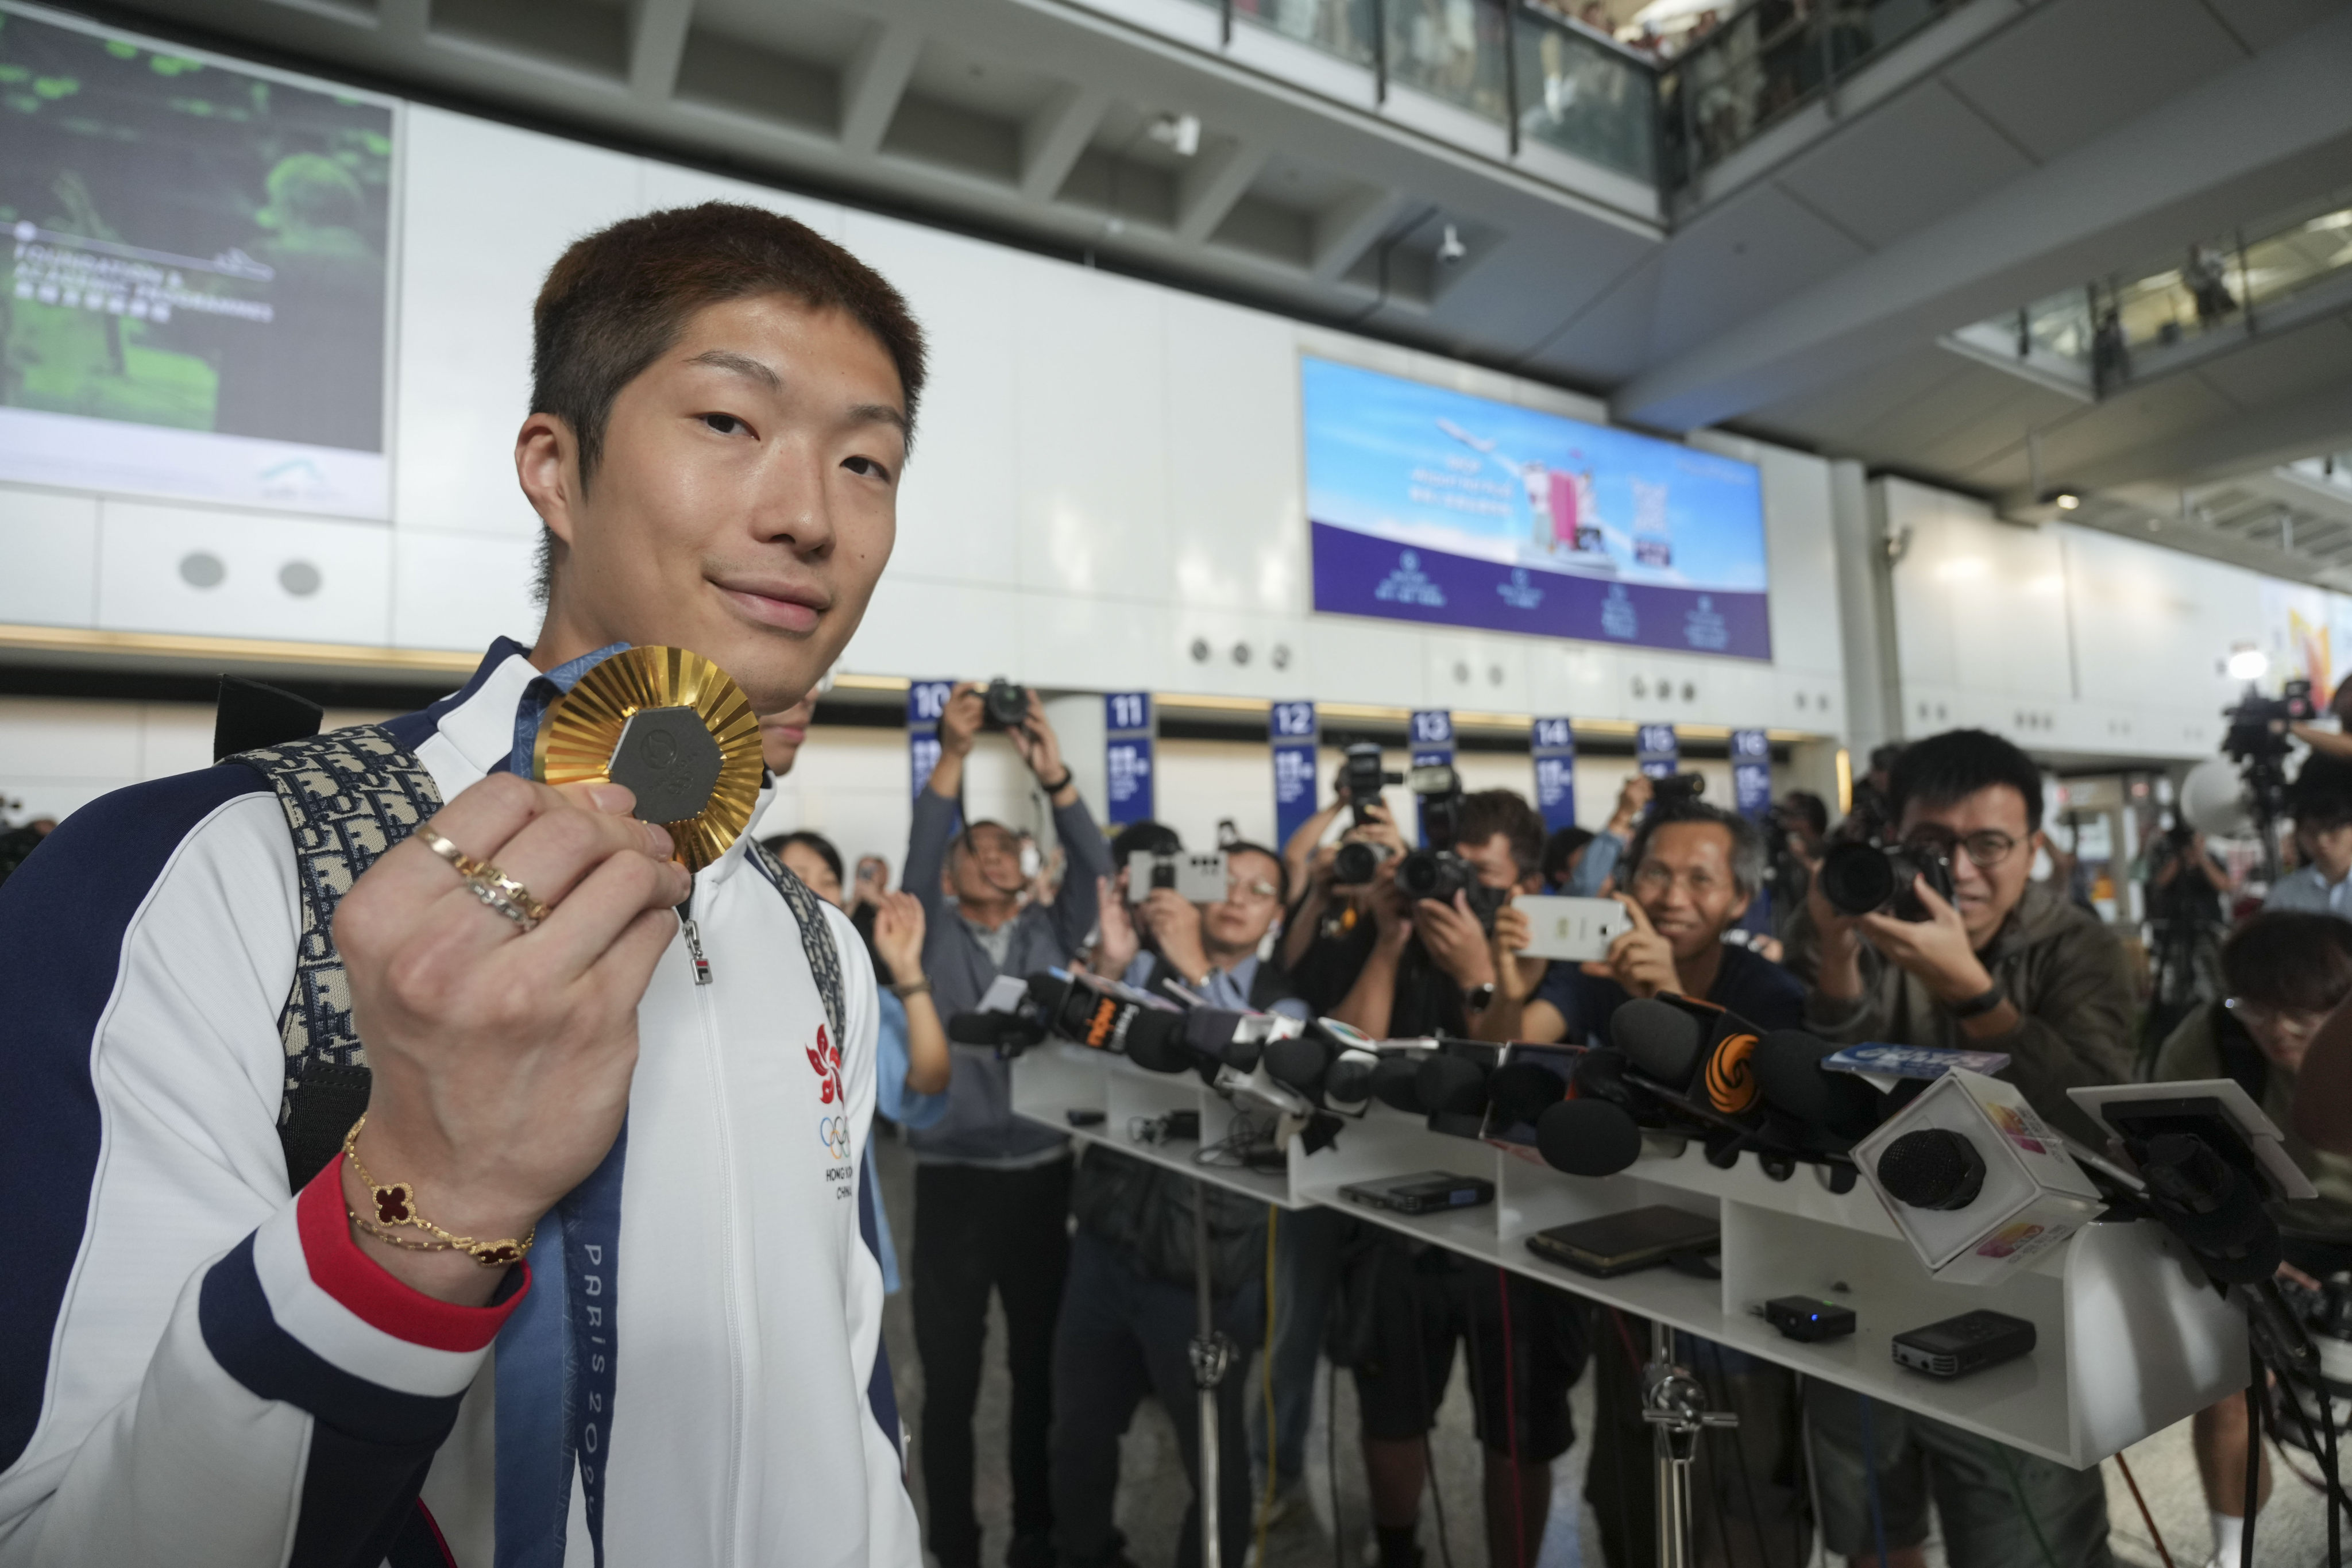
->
[515,412,584,550]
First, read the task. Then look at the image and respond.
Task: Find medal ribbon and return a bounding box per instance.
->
[493,643,631,1567]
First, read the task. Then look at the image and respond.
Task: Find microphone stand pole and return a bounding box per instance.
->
[1191,1177,1234,1568]
[1640,1320,1738,1568]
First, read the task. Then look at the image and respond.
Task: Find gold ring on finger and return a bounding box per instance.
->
[422,829,488,882]
[478,866,551,925]
[459,866,542,932]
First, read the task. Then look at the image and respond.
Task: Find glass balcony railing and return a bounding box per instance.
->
[1659,0,1959,184]
[1516,3,1656,180]
[1951,191,2352,397]
[1229,0,1378,68]
[1170,0,1953,194]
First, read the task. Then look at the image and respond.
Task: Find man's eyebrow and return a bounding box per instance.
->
[846,401,910,438]
[685,348,782,391]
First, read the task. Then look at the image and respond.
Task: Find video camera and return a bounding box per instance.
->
[2222,676,2314,836]
[1395,762,1508,933]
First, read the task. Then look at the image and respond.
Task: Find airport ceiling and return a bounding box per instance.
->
[101,0,2352,582]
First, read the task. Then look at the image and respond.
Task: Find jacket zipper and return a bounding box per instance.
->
[682,883,745,1563]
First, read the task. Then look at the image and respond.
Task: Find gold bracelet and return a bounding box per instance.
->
[341,1116,535,1269]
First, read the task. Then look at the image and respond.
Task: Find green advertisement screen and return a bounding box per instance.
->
[0,5,395,515]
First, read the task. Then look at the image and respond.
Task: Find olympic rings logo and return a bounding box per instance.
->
[818,1114,850,1161]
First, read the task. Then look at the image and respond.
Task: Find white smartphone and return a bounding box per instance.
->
[1126,849,1229,904]
[1513,895,1633,962]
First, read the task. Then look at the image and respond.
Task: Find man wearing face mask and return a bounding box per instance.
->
[1787,729,2134,1568]
[2157,912,2352,1567]
[899,681,1110,1568]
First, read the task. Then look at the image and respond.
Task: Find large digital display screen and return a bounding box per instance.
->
[0,5,395,517]
[1303,356,1772,659]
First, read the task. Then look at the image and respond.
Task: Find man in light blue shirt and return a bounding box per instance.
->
[1562,771,1652,896]
[2266,795,2352,918]
[1097,840,1310,1020]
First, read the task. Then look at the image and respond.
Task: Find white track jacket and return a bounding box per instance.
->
[0,642,921,1567]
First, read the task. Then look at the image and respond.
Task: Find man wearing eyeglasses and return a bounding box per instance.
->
[1791,728,2134,1568]
[1094,840,1308,1018]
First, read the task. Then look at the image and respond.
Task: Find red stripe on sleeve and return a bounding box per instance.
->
[296,1155,530,1353]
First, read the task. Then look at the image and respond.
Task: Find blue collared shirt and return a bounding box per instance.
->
[1119,950,1311,1020]
[2265,864,2352,919]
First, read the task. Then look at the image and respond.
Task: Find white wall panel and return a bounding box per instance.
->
[1163,292,1309,616]
[0,488,98,627]
[1423,632,1530,713]
[394,109,647,540]
[1014,261,1168,604]
[393,530,542,651]
[1167,607,1310,700]
[839,574,1020,681]
[844,212,1022,593]
[98,502,391,644]
[1018,589,1172,694]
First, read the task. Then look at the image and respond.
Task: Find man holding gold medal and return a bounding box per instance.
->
[0,206,928,1565]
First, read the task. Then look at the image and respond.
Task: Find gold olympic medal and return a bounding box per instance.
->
[532,646,764,873]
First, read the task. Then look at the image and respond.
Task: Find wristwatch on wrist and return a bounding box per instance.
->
[1949,982,2006,1021]
[890,978,931,999]
[1038,768,1075,794]
[1464,982,1498,1013]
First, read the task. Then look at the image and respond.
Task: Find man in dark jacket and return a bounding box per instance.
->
[1050,1149,1268,1568]
[1786,729,2133,1568]
[902,681,1111,1568]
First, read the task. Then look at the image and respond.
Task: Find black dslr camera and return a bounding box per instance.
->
[1395,763,1507,933]
[1333,742,1405,886]
[980,677,1030,732]
[1651,772,1705,807]
[1817,837,1955,922]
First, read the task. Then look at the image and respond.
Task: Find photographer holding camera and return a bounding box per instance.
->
[1789,729,2134,1568]
[2154,912,2352,1566]
[1094,836,1306,1018]
[1477,798,1804,1048]
[901,679,1111,1568]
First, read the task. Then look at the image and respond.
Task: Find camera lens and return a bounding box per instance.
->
[1817,841,1896,916]
[1396,849,1457,902]
[1333,841,1382,885]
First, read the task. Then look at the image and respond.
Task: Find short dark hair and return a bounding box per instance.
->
[1223,840,1291,909]
[1109,820,1183,862]
[529,202,927,601]
[2221,912,2352,1015]
[763,829,843,887]
[1625,802,1767,900]
[1778,790,1829,837]
[1541,825,1596,887]
[2291,754,2352,832]
[1886,729,2044,834]
[1457,789,1544,881]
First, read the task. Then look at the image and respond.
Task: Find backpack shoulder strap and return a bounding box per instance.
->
[231,725,443,1190]
[747,839,847,1047]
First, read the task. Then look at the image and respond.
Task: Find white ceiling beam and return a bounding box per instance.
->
[627,0,694,101]
[840,21,923,159]
[1019,85,1110,204]
[1174,140,1266,245]
[1310,185,1405,284]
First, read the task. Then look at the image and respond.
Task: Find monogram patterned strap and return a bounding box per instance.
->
[231,726,443,1185]
[747,838,847,1048]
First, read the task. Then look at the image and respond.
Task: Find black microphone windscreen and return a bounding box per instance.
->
[1613,998,1702,1087]
[1372,1053,1430,1113]
[1877,1129,1986,1211]
[1752,1030,1882,1139]
[1536,1098,1643,1177]
[1416,1053,1489,1118]
[1325,1052,1377,1107]
[1184,1008,1251,1064]
[1262,1033,1331,1094]
[947,1010,1026,1046]
[1121,1009,1194,1073]
[1489,1060,1567,1127]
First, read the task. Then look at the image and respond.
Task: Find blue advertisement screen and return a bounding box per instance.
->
[1302,357,1771,660]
